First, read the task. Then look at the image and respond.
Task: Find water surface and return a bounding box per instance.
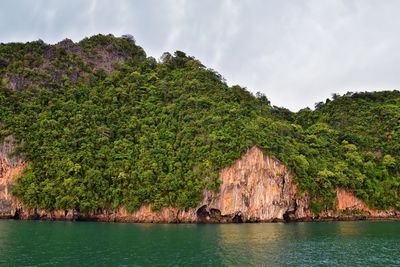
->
[0,220,399,266]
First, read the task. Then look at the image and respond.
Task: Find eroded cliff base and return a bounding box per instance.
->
[4,205,400,224]
[1,145,399,223]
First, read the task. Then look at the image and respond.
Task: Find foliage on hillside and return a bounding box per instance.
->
[296,91,400,210]
[0,35,399,214]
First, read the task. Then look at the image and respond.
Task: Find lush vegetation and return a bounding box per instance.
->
[0,35,399,214]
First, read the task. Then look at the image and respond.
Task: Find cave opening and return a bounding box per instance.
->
[196,205,209,221]
[283,210,296,222]
[232,214,243,223]
[197,206,245,223]
[13,208,21,220]
[209,208,221,217]
[283,211,290,222]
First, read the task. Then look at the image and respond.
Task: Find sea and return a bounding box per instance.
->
[0,220,399,266]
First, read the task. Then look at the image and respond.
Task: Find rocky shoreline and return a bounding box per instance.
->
[2,211,400,223]
[2,142,399,224]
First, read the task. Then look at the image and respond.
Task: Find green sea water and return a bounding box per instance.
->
[0,220,399,266]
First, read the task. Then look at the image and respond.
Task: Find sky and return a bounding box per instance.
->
[1,0,400,111]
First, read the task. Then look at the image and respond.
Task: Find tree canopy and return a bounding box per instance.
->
[0,35,399,214]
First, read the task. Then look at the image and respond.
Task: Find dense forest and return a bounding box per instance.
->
[0,34,399,214]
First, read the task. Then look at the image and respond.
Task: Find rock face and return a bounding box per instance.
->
[2,35,143,91]
[197,146,311,222]
[86,146,311,223]
[0,144,398,222]
[335,188,398,218]
[0,136,25,218]
[336,188,371,212]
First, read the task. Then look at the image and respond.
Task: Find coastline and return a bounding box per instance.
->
[2,146,400,225]
[2,212,400,224]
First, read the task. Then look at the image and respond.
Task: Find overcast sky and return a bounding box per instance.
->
[1,0,399,110]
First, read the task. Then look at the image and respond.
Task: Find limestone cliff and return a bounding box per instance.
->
[0,136,25,218]
[0,144,398,222]
[197,146,311,222]
[334,188,398,218]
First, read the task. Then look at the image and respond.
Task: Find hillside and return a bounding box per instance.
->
[0,34,399,216]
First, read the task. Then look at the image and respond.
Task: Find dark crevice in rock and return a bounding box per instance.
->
[209,208,221,217]
[31,208,40,220]
[13,208,21,219]
[196,205,209,221]
[283,210,292,222]
[196,205,244,223]
[232,213,243,223]
[283,201,298,222]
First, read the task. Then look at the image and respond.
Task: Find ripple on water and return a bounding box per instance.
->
[0,221,399,266]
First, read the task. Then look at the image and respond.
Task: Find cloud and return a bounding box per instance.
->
[1,0,400,110]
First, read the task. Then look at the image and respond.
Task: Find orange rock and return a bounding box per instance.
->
[336,188,397,218]
[1,142,398,222]
[0,136,26,218]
